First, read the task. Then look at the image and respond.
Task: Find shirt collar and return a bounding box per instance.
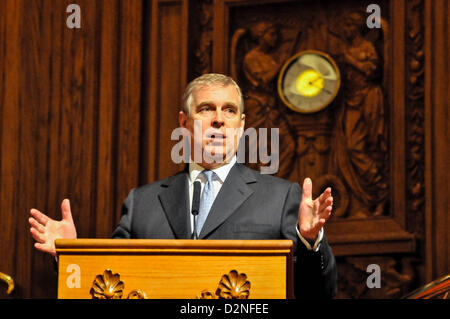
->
[188,155,237,185]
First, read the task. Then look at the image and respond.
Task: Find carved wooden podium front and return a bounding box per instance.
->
[56,239,294,299]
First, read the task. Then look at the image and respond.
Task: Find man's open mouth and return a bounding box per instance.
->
[207,132,226,139]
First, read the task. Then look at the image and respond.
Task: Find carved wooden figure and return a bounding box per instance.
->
[333,12,389,218]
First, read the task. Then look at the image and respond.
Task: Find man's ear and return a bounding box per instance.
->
[179,110,188,128]
[240,113,246,129]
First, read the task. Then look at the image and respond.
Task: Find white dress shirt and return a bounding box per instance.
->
[187,155,323,251]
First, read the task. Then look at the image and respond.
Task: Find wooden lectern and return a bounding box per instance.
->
[56,239,294,299]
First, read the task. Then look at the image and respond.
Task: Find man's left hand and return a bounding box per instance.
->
[298,178,333,241]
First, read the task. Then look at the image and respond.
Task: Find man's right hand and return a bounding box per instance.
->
[29,199,77,257]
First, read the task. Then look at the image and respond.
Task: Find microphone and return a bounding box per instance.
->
[191,181,201,239]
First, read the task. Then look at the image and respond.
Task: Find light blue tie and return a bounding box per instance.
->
[195,170,215,236]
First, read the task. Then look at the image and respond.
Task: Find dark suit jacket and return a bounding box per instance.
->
[112,163,337,298]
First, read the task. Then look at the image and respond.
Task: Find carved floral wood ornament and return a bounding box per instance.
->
[90,269,124,299]
[89,269,249,299]
[90,269,147,299]
[198,270,251,299]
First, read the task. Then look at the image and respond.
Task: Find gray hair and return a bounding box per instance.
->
[182,73,245,114]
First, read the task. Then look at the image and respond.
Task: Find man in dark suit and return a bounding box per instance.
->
[29,73,337,298]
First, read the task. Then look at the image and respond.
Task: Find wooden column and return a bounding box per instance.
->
[424,0,450,282]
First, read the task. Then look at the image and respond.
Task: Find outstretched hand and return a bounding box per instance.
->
[29,199,77,257]
[298,178,333,241]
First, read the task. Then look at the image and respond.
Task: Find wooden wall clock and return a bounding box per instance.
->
[277,50,341,114]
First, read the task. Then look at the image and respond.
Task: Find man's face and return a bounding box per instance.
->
[179,84,245,168]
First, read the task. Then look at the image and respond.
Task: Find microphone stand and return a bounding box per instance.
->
[191,181,201,239]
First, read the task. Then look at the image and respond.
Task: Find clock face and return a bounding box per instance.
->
[278,50,340,114]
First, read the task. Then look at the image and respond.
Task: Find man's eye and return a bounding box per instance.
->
[225,108,236,113]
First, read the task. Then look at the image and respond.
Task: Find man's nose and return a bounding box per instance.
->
[212,109,224,127]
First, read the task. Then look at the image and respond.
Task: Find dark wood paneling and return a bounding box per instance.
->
[0,0,146,298]
[115,0,143,227]
[95,0,119,238]
[22,0,55,299]
[147,0,188,182]
[0,0,23,297]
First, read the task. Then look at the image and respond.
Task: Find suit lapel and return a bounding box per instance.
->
[158,171,191,239]
[198,163,257,238]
